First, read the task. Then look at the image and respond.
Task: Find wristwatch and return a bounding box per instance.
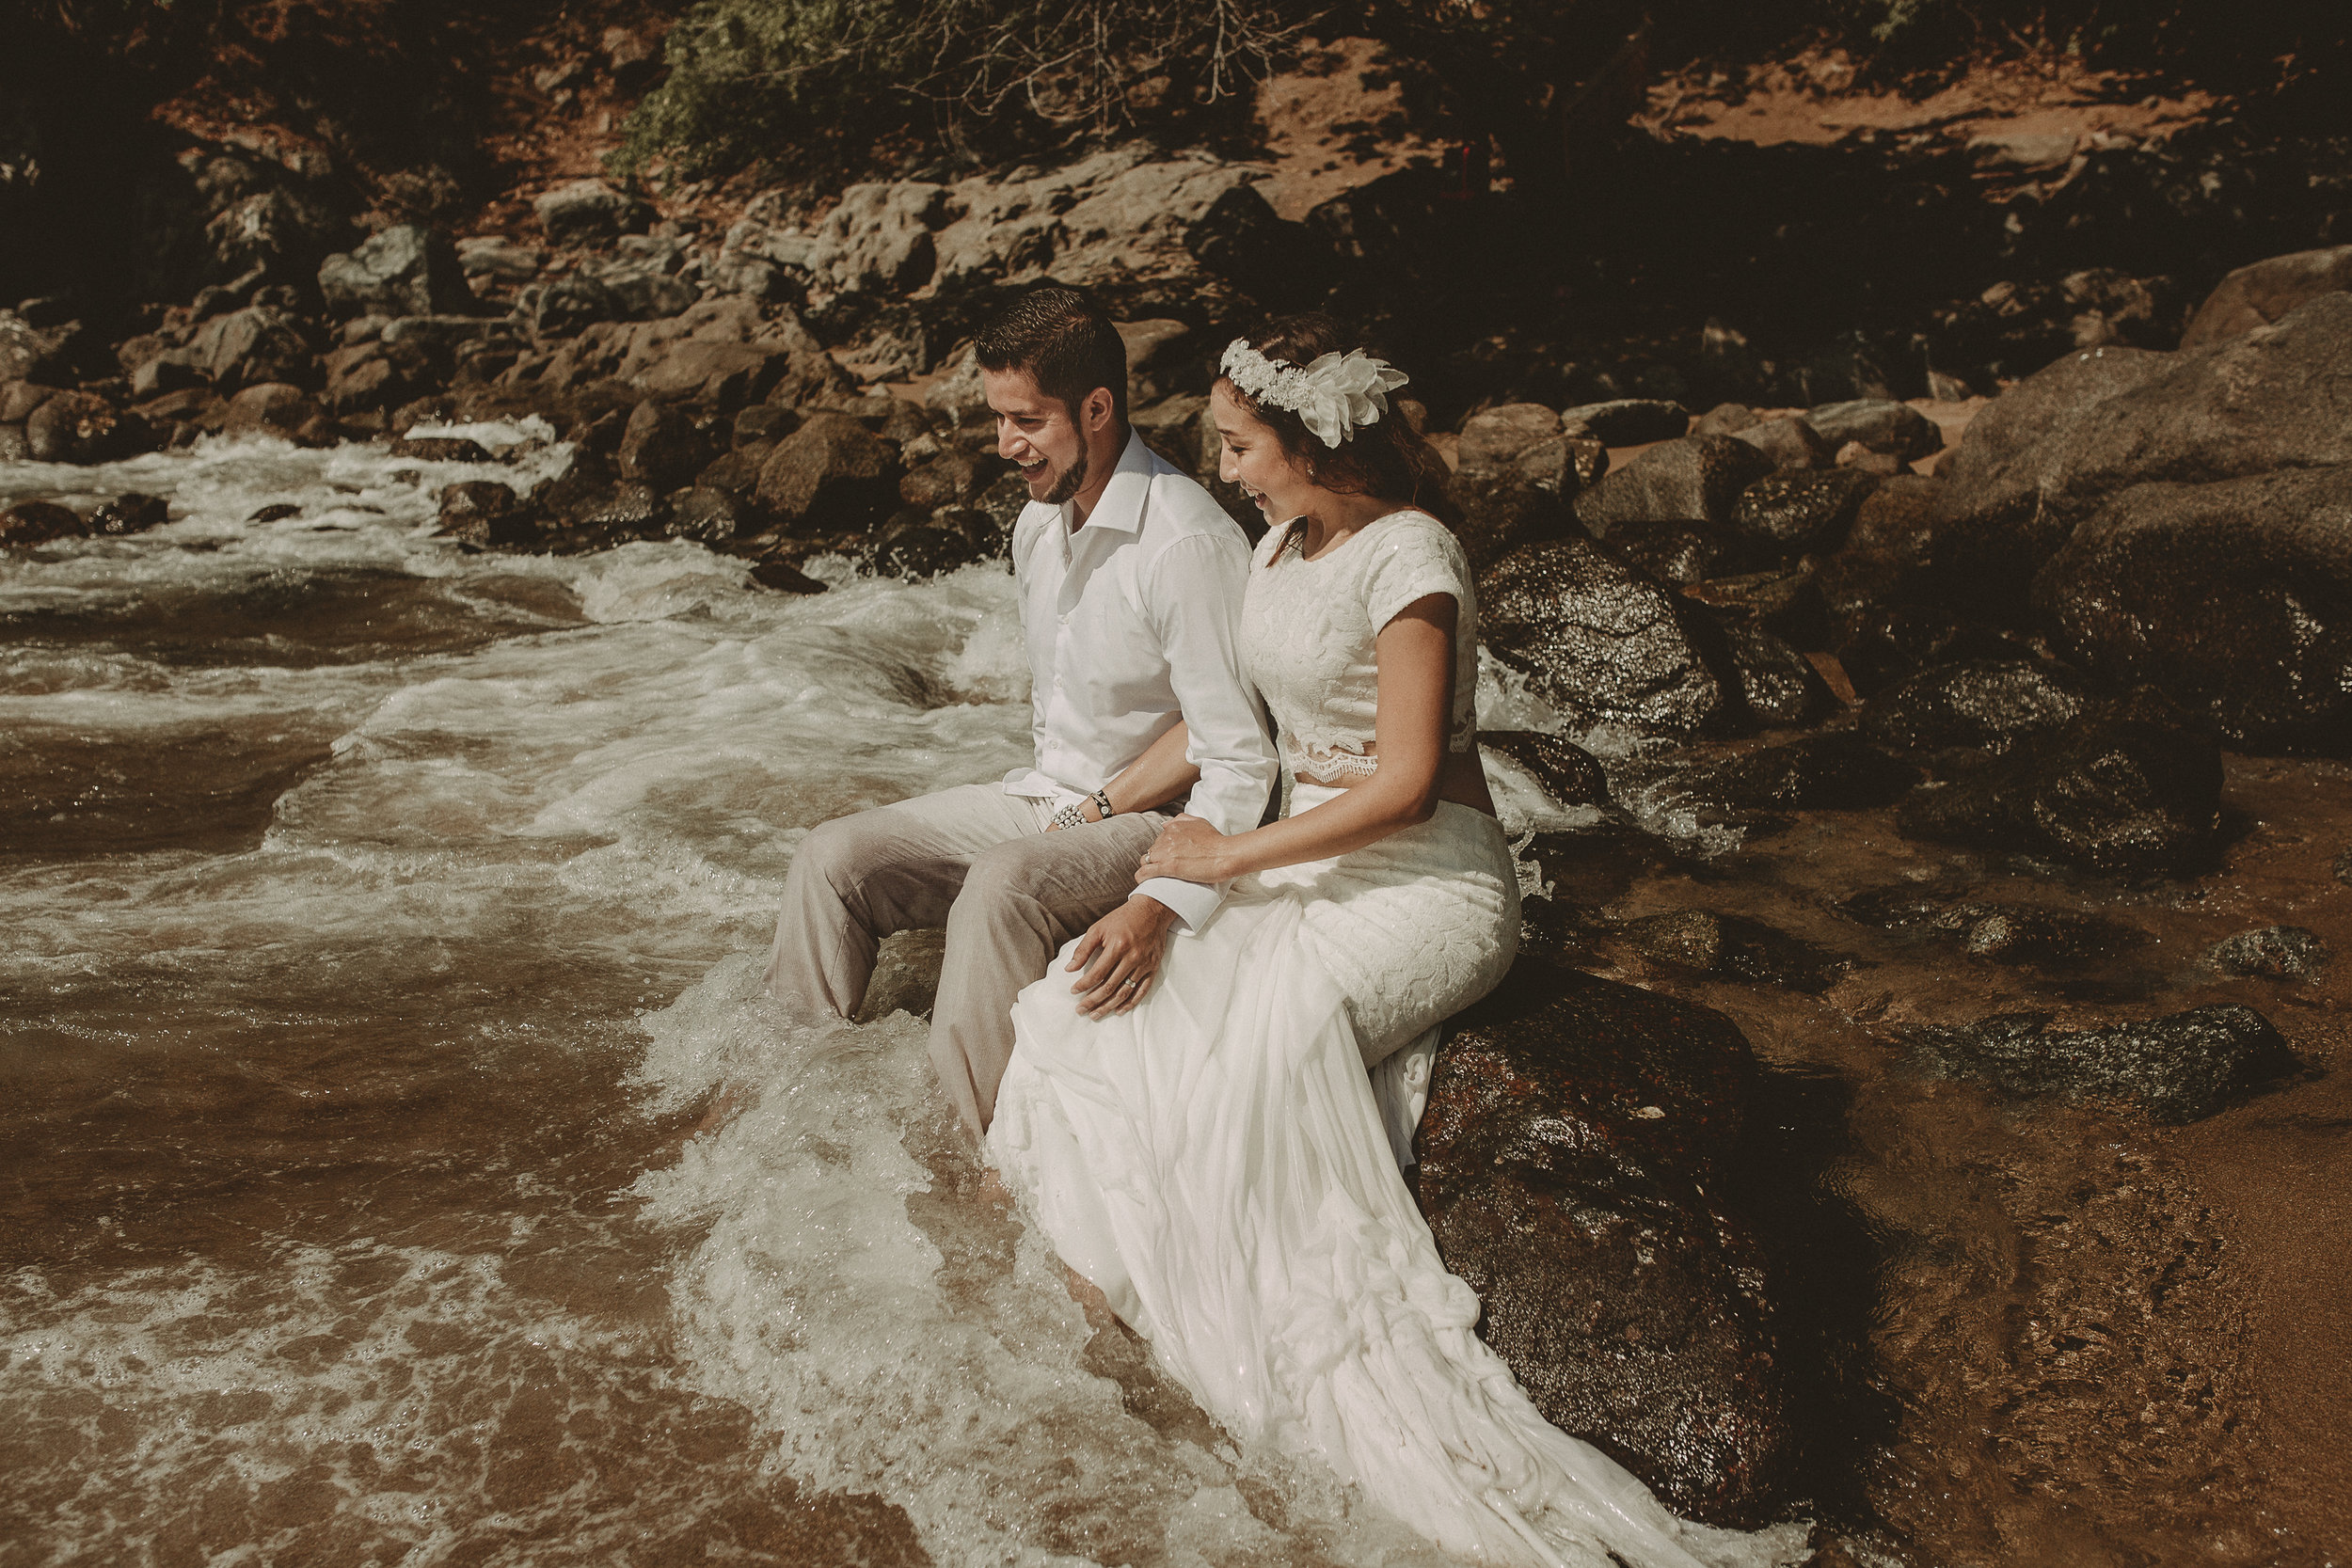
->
[1089,787,1116,820]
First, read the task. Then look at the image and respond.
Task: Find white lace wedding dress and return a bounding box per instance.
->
[988,512,1804,1568]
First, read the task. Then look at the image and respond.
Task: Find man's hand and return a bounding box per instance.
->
[1067,895,1178,1017]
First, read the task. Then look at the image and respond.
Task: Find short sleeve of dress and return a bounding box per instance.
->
[1361,515,1469,633]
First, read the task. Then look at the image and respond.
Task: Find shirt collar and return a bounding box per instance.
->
[1059,430,1157,538]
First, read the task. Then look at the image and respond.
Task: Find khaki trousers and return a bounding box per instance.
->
[765,783,1167,1135]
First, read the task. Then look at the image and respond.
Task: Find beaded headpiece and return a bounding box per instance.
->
[1219,340,1410,448]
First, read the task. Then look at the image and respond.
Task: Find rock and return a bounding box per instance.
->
[1812,474,1947,629]
[1833,442,1905,476]
[664,486,748,544]
[875,524,983,579]
[733,405,798,447]
[534,181,653,247]
[0,381,60,422]
[436,481,535,547]
[2206,927,2328,979]
[755,413,899,531]
[1833,606,2035,700]
[1895,690,2223,876]
[1453,474,1575,573]
[1115,319,1199,404]
[802,182,951,294]
[187,307,319,393]
[1727,416,1833,472]
[1679,733,1920,811]
[1912,1006,2290,1123]
[616,400,712,491]
[1929,903,2149,968]
[2030,467,2352,752]
[1182,183,1330,308]
[1418,958,1795,1526]
[389,436,494,462]
[0,499,83,545]
[1860,659,2090,758]
[1557,398,1689,446]
[0,312,87,383]
[750,559,830,594]
[2180,245,2352,349]
[553,480,664,543]
[852,928,946,1022]
[87,494,170,535]
[1457,403,1562,473]
[2339,847,2352,887]
[25,392,149,464]
[898,450,993,509]
[582,260,700,322]
[1132,394,1207,471]
[1618,910,1845,992]
[1480,537,1739,736]
[1692,404,1757,436]
[456,237,547,283]
[1931,295,2352,608]
[1805,400,1943,462]
[1722,624,1835,728]
[317,225,477,320]
[1575,436,1775,536]
[1511,435,1609,495]
[1729,470,1876,558]
[221,382,320,436]
[1605,521,1749,585]
[1478,731,1611,808]
[637,340,788,411]
[249,503,301,523]
[1678,564,1828,648]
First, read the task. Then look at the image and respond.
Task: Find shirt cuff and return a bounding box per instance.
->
[1134,876,1226,933]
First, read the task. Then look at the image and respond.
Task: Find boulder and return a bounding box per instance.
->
[457,237,548,283]
[1452,474,1575,573]
[187,307,319,393]
[1678,733,1920,812]
[1692,404,1757,436]
[875,523,985,579]
[1722,624,1836,729]
[1457,403,1562,473]
[584,261,700,323]
[1511,435,1609,495]
[88,494,170,535]
[898,450,993,509]
[437,481,536,547]
[615,400,712,491]
[2179,245,2352,349]
[1558,398,1689,447]
[1895,690,2223,875]
[1812,475,1947,628]
[1926,903,2149,968]
[389,436,493,462]
[25,392,149,464]
[1859,659,2090,758]
[1618,910,1845,991]
[750,559,831,594]
[852,928,947,1022]
[533,180,653,247]
[755,413,899,531]
[0,499,83,544]
[1115,319,1199,404]
[0,312,86,384]
[1604,520,1749,585]
[664,486,749,544]
[1729,470,1876,558]
[1477,730,1612,809]
[1479,537,1740,736]
[2206,927,2328,980]
[317,225,477,319]
[1181,183,1331,308]
[1804,400,1943,462]
[1727,416,1833,472]
[1575,436,1775,536]
[1418,959,1795,1526]
[0,380,59,422]
[221,382,320,436]
[1912,1006,2290,1124]
[802,182,951,294]
[2030,467,2352,752]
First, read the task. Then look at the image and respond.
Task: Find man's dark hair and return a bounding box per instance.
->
[974,285,1128,426]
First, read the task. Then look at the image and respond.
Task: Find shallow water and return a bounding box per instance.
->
[3,432,2345,1567]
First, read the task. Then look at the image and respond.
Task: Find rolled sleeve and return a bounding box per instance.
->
[1134,875,1224,932]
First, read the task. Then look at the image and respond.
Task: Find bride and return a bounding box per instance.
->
[986,316,1801,1568]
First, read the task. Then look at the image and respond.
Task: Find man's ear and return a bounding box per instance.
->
[1083,386,1116,434]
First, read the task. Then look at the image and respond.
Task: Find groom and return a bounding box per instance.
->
[766,285,1275,1136]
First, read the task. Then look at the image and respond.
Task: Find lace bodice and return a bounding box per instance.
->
[1237,511,1478,781]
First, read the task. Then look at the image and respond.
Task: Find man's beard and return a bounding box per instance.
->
[1041,448,1089,505]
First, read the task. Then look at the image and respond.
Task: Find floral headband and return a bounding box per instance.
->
[1218,339,1410,449]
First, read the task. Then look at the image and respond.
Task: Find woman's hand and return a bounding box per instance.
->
[1136,814,1234,885]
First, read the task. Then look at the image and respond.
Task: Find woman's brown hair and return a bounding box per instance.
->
[1216,313,1462,531]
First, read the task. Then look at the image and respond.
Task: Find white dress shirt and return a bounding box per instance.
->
[1004,431,1276,930]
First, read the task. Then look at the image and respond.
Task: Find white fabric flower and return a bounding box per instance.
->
[1220,340,1411,448]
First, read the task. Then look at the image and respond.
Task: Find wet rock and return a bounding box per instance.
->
[875,524,983,579]
[1558,398,1689,446]
[853,928,946,1022]
[1575,436,1774,536]
[2031,467,2352,752]
[247,503,301,523]
[733,405,798,448]
[750,559,829,594]
[0,499,83,545]
[1831,604,2033,700]
[898,450,994,510]
[1458,403,1563,472]
[615,400,712,491]
[25,392,149,464]
[187,306,319,393]
[88,494,169,535]
[1805,400,1943,462]
[552,481,664,544]
[534,180,653,247]
[1453,474,1575,573]
[1931,903,2149,968]
[1813,475,1959,631]
[1619,909,1846,992]
[1860,659,2090,759]
[1677,564,1827,649]
[755,413,899,531]
[1599,519,1747,585]
[1479,537,1739,736]
[317,225,476,320]
[663,486,747,544]
[1679,733,1920,811]
[1419,958,1795,1526]
[2179,245,2352,349]
[1478,730,1611,809]
[389,436,494,463]
[0,425,26,462]
[1912,1006,2291,1123]
[2206,927,2328,980]
[1722,624,1835,728]
[221,383,320,436]
[1895,690,2222,875]
[1511,434,1609,496]
[694,447,769,505]
[322,341,425,415]
[1728,416,1834,472]
[1730,470,1876,558]
[436,481,535,547]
